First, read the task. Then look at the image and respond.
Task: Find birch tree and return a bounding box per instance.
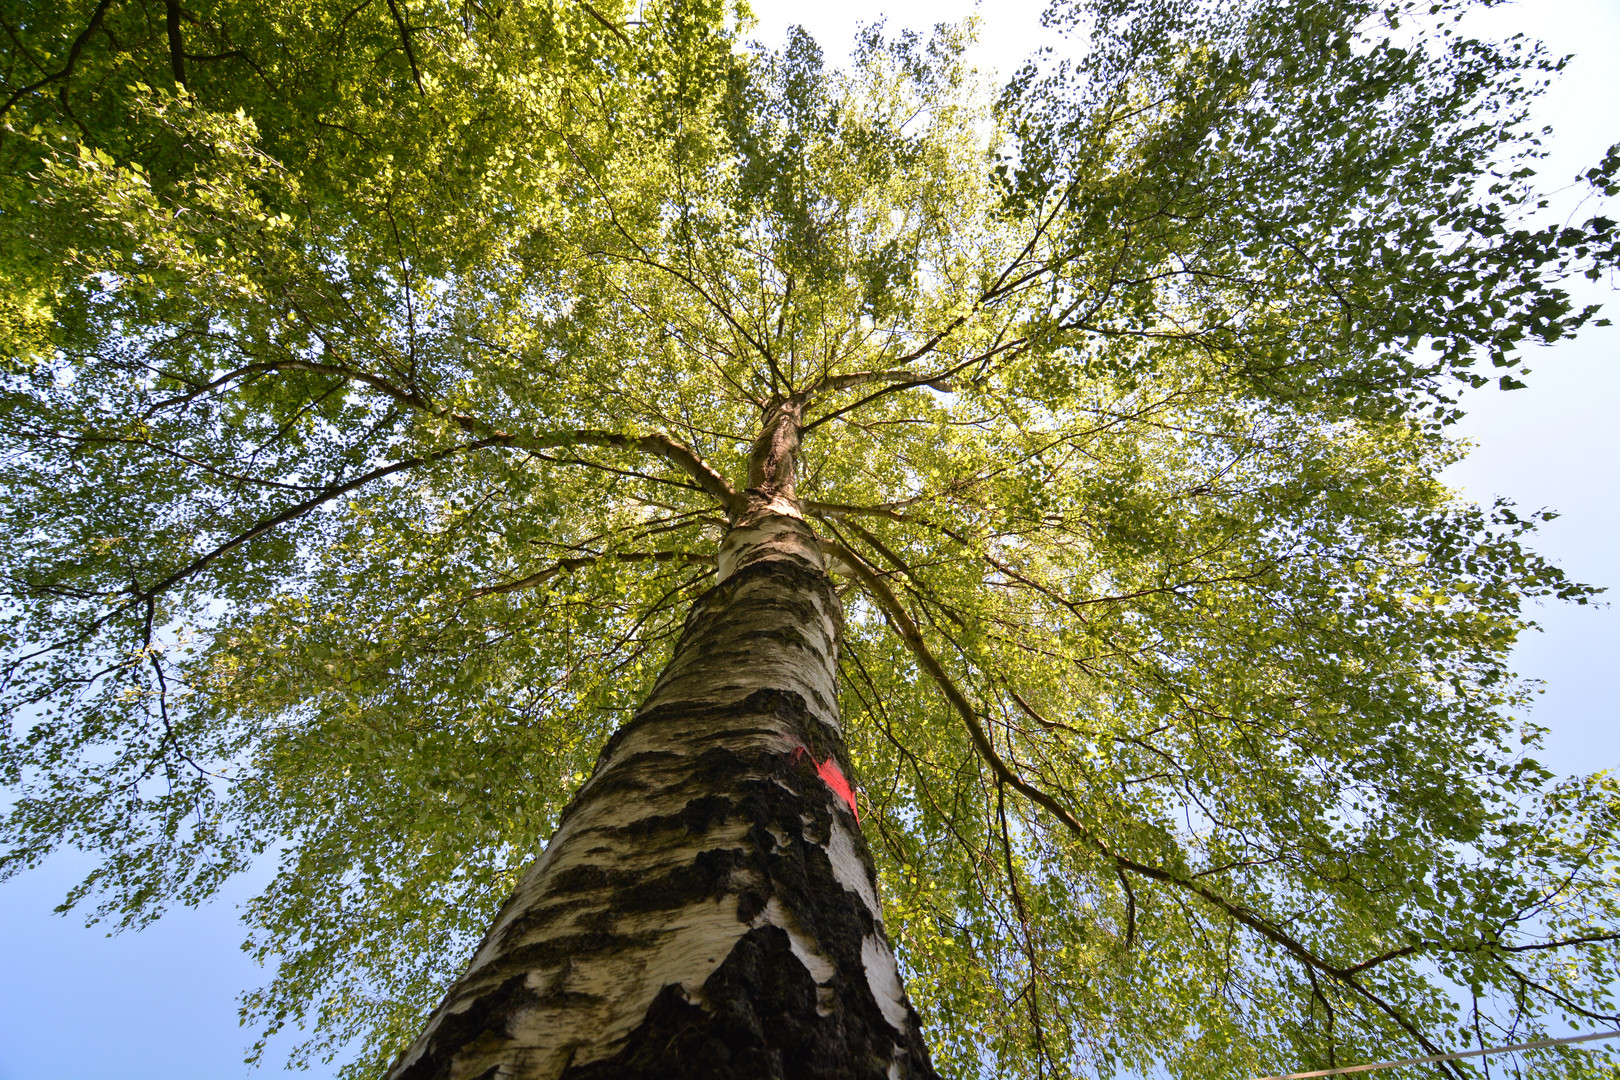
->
[2,0,1618,1076]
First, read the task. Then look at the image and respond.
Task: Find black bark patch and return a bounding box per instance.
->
[556,752,673,827]
[680,794,736,833]
[547,757,939,1080]
[736,889,769,923]
[599,792,736,837]
[591,687,825,777]
[557,926,938,1080]
[482,930,664,981]
[392,973,539,1080]
[543,847,750,912]
[738,626,813,650]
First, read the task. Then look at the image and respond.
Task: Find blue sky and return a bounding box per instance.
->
[2,1,1616,1077]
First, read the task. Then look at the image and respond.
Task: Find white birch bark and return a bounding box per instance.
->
[385,487,938,1080]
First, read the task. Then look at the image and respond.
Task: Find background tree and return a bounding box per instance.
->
[2,0,1618,1076]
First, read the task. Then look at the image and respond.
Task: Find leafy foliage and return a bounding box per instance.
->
[1,0,1617,1076]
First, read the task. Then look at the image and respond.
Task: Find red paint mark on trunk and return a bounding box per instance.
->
[815,758,860,822]
[791,746,860,822]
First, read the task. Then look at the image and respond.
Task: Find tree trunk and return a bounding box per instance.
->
[384,496,940,1080]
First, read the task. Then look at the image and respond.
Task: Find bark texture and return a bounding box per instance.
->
[385,502,939,1080]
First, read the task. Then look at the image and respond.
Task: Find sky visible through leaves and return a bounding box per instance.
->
[0,0,1615,1077]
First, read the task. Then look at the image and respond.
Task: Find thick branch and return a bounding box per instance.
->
[466,550,712,598]
[18,438,509,673]
[1343,931,1620,976]
[573,0,631,45]
[144,358,742,512]
[828,539,1460,1072]
[803,352,989,434]
[800,368,954,405]
[29,430,320,492]
[384,0,425,93]
[549,430,741,513]
[0,0,113,118]
[164,0,186,87]
[800,497,924,522]
[134,438,504,605]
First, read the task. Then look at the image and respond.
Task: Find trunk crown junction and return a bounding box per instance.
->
[746,398,803,502]
[720,399,815,582]
[386,402,938,1080]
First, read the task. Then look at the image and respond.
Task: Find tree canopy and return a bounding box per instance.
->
[2,0,1618,1076]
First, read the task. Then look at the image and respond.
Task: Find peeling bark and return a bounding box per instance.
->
[386,504,939,1080]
